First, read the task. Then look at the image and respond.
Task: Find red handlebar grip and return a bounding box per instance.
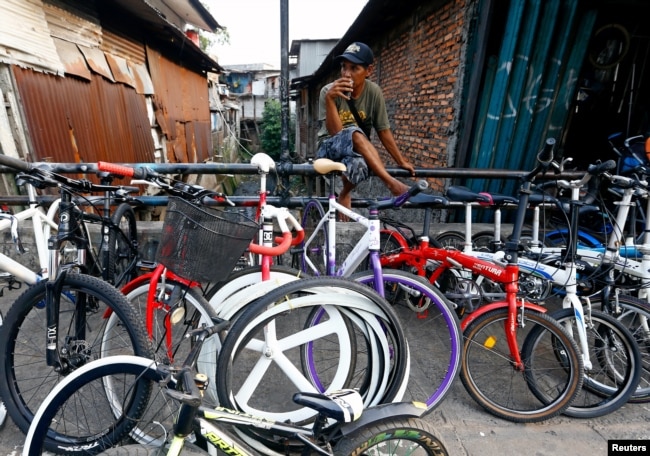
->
[97,161,135,177]
[248,232,292,256]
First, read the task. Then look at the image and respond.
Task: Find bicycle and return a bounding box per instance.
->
[296,158,462,413]
[23,322,449,456]
[0,154,153,435]
[378,139,586,422]
[1,158,140,287]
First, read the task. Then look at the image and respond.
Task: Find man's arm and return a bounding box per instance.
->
[377,129,415,175]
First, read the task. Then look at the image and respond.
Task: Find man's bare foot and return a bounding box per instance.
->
[388,179,409,196]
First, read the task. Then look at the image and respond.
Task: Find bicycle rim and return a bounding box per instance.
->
[461,308,583,423]
[545,308,641,418]
[216,277,408,425]
[0,274,152,434]
[351,269,462,412]
[24,356,171,455]
[592,293,650,402]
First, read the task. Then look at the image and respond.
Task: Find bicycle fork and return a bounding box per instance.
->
[45,193,90,373]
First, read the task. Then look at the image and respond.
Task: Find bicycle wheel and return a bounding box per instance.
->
[301,199,328,275]
[118,278,220,407]
[333,417,449,456]
[216,277,408,424]
[590,293,650,402]
[461,308,583,423]
[435,231,466,250]
[351,269,461,412]
[23,356,172,455]
[529,307,641,418]
[0,273,153,435]
[108,203,139,287]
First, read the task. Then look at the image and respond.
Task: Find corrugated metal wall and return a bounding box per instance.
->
[1,0,215,170]
[12,66,155,166]
[146,46,211,163]
[467,0,597,195]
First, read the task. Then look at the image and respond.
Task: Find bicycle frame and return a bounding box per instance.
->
[0,182,57,284]
[302,193,387,295]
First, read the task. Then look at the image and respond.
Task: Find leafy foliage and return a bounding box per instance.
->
[260,99,294,160]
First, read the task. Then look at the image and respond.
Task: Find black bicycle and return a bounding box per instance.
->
[0,154,153,435]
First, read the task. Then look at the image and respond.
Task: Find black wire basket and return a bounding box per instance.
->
[156,197,259,282]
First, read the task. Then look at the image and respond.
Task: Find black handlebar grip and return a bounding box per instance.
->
[587,159,617,176]
[537,138,556,165]
[0,154,32,172]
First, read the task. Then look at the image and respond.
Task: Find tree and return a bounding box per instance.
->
[260,99,294,161]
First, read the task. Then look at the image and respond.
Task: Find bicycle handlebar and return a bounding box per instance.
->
[248,206,304,256]
[537,137,556,165]
[0,154,32,173]
[377,180,428,210]
[97,161,158,180]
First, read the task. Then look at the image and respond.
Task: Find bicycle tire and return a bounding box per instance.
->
[300,199,328,275]
[434,231,466,250]
[0,273,153,435]
[119,278,220,408]
[590,293,650,402]
[108,203,139,287]
[460,308,583,423]
[216,276,408,425]
[528,307,641,418]
[332,417,449,456]
[350,269,461,412]
[23,356,172,455]
[98,443,205,455]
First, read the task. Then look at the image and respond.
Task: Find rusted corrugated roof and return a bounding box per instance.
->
[13,66,155,167]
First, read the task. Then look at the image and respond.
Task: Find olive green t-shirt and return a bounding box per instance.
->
[317,79,390,147]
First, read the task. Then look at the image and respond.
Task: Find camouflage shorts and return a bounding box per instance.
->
[316,127,369,185]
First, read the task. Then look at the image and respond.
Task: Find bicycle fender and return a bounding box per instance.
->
[338,402,427,436]
[460,301,547,331]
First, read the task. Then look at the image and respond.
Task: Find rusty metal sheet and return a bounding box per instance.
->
[0,0,64,74]
[13,66,155,169]
[129,61,154,95]
[146,45,211,163]
[104,53,136,88]
[78,45,115,82]
[43,0,101,49]
[52,38,91,81]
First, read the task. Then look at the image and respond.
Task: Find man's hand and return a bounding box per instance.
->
[400,160,416,176]
[327,77,354,100]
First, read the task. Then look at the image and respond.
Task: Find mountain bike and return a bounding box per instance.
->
[0,154,153,435]
[24,315,448,456]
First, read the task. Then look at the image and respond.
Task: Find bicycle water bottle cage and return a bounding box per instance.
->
[313,159,347,175]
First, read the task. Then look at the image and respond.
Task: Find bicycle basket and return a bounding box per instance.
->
[156,197,259,282]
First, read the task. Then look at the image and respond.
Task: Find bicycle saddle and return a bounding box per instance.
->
[293,389,363,423]
[251,153,276,173]
[313,159,347,175]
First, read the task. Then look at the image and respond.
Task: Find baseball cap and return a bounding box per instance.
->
[336,42,374,66]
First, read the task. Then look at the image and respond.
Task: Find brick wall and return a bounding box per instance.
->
[375,0,467,194]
